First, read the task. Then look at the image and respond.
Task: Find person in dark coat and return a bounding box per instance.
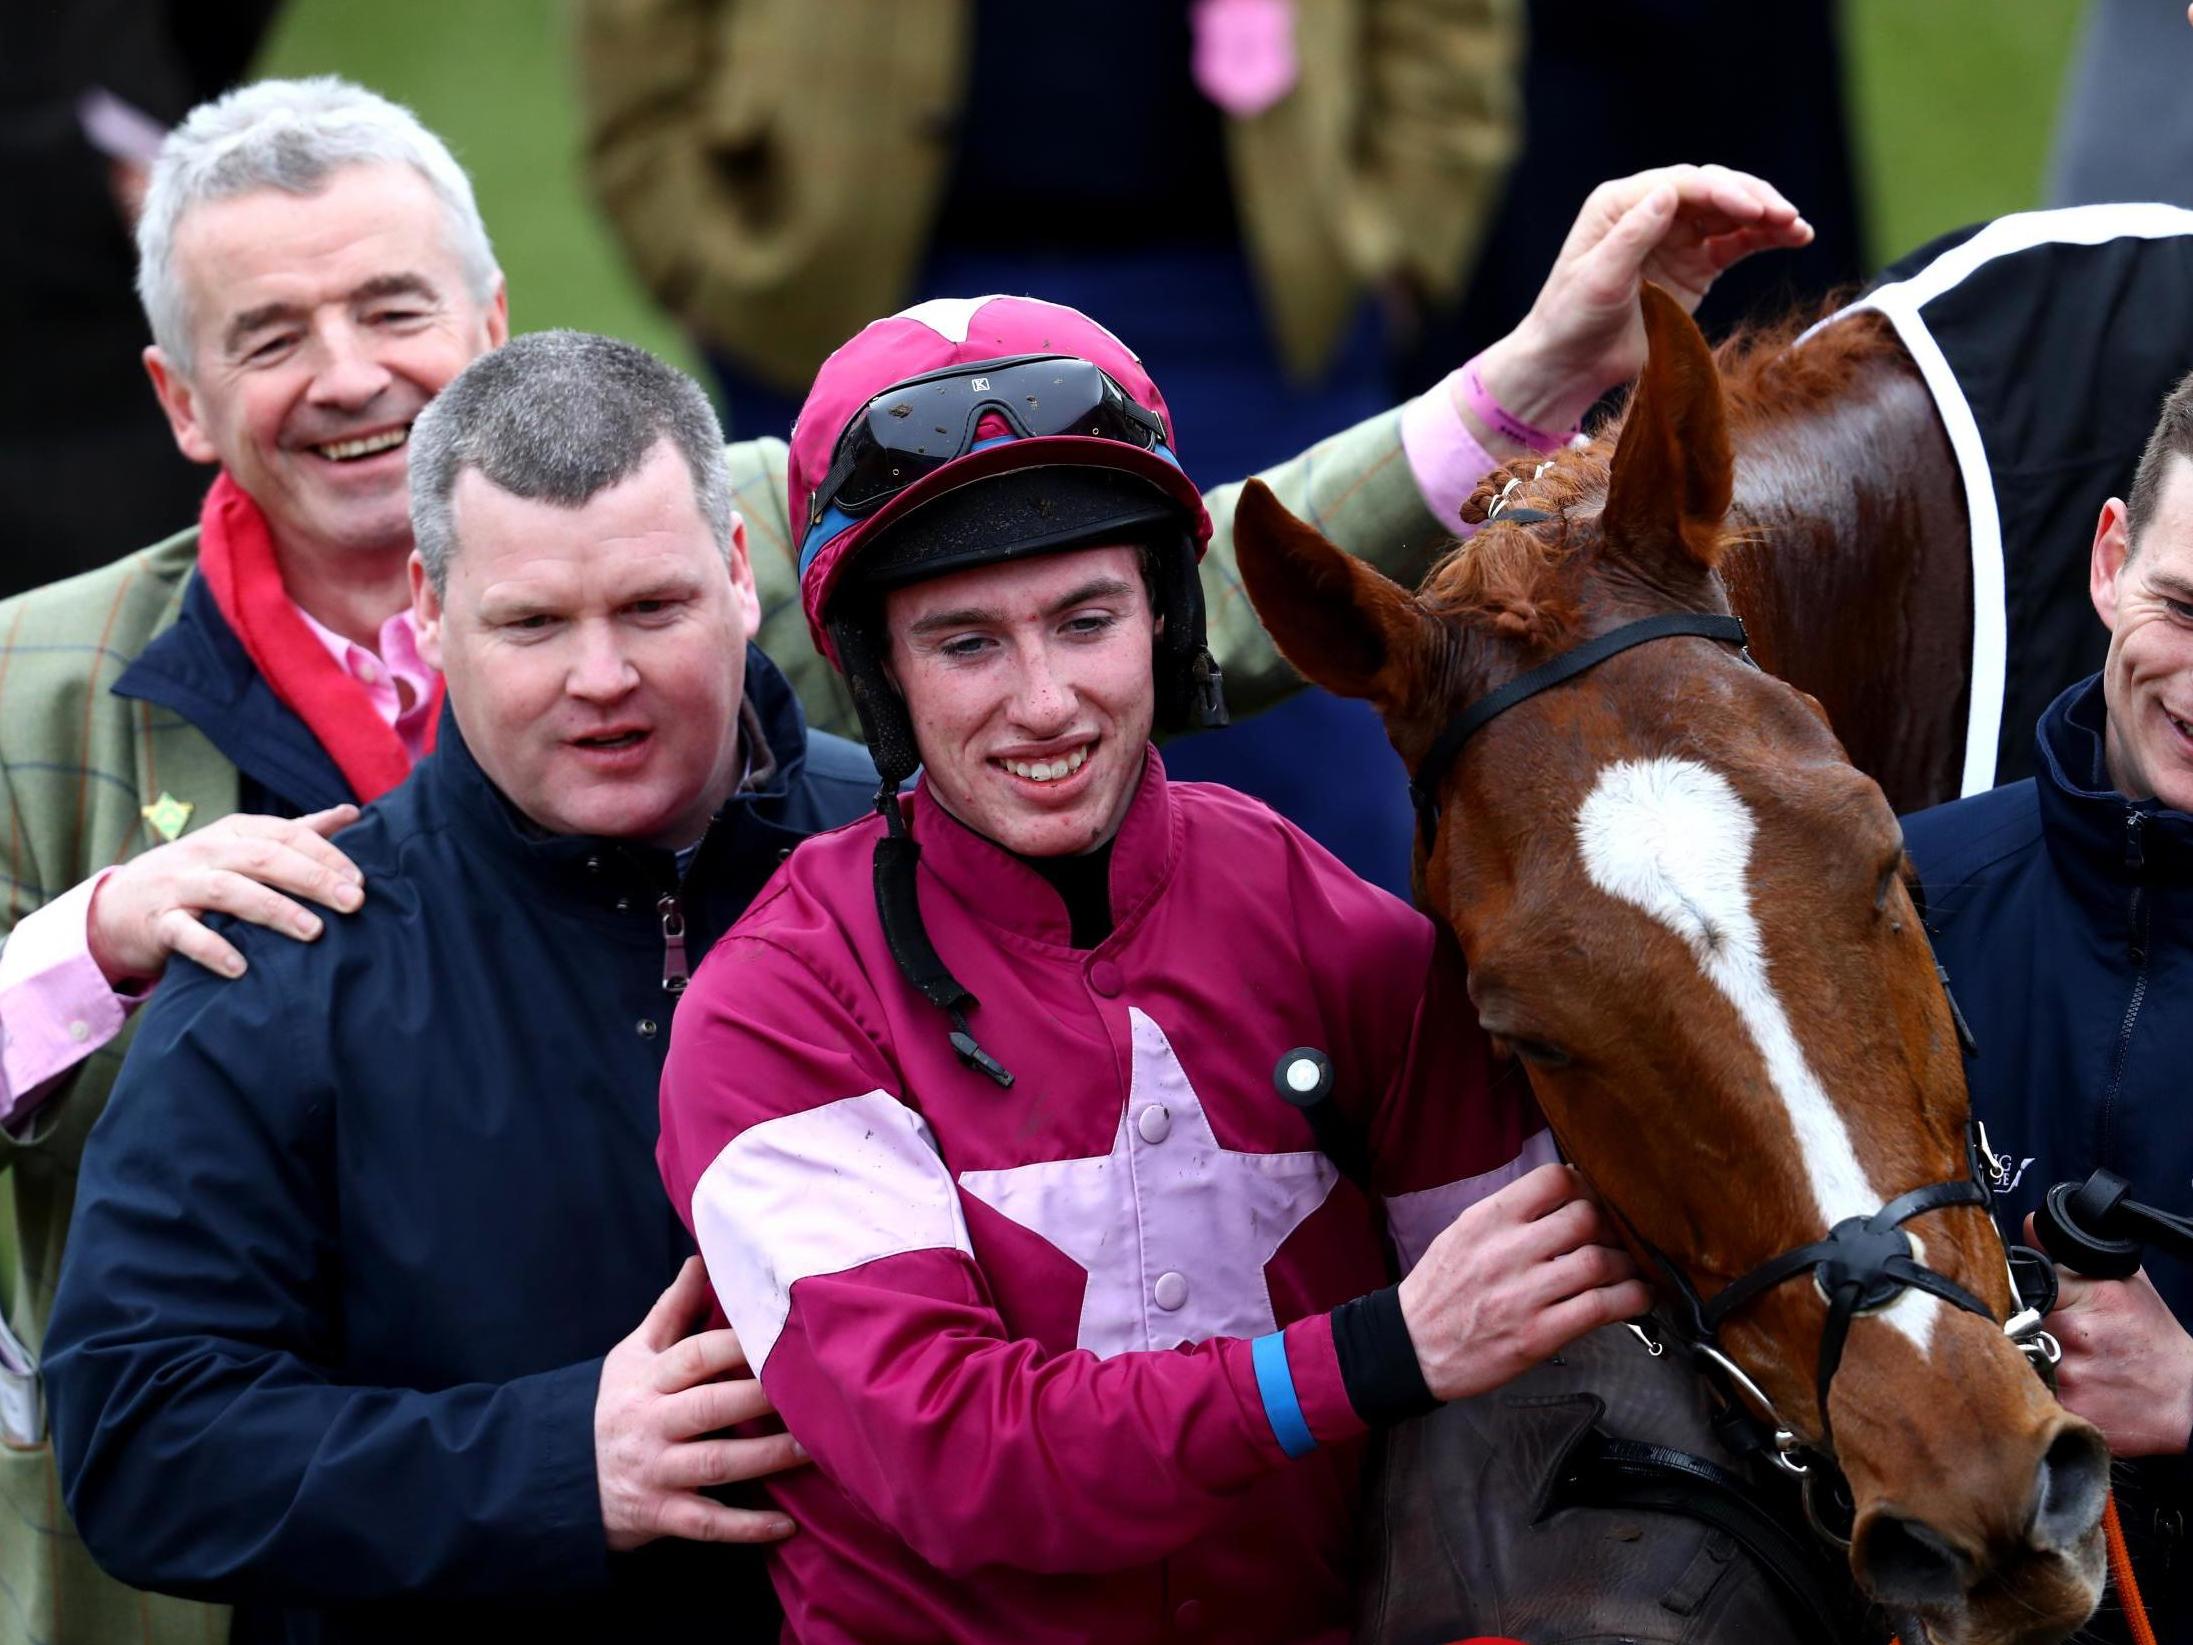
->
[1903,370,2193,1645]
[41,332,872,1643]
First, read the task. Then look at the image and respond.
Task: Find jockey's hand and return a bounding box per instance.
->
[1397,1161,1650,1402]
[596,1256,809,1551]
[87,805,365,987]
[2022,1211,2193,1457]
[1467,164,1814,455]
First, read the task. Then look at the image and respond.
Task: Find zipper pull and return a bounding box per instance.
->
[657,892,689,995]
[2126,811,2147,872]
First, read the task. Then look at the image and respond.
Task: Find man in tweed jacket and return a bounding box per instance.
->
[0,66,1810,1643]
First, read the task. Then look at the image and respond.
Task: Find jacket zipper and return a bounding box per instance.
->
[2100,811,2150,1165]
[658,891,690,995]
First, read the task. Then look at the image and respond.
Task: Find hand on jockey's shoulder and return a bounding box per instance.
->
[1396,1161,1651,1403]
[86,804,366,988]
[2022,1211,2193,1457]
[1465,164,1814,457]
[595,1256,810,1551]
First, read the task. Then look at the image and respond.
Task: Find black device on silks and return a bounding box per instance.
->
[1272,1048,1371,1192]
[2033,1168,2193,1281]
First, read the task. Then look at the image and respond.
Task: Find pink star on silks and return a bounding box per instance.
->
[957,1007,1338,1360]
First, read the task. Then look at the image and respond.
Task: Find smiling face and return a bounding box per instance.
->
[413,439,759,847]
[2094,456,2193,813]
[146,163,507,563]
[883,545,1157,857]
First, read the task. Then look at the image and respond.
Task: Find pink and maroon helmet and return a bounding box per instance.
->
[789,294,1226,784]
[791,296,1213,650]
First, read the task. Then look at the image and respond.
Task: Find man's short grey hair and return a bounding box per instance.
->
[409,330,734,593]
[138,76,499,373]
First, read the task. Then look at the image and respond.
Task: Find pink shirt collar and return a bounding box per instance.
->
[291,602,439,763]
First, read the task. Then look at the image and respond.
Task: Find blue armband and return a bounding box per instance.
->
[1251,1331,1317,1458]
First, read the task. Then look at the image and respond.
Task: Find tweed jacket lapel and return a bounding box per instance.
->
[119,561,243,855]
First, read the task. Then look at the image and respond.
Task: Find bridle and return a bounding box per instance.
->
[1414,487,2059,1534]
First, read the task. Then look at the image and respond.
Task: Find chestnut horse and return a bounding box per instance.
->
[1229,287,2108,1644]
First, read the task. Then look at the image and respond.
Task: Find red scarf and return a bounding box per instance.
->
[196,473,443,803]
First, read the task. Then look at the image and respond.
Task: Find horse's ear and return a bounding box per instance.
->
[1229,480,1441,719]
[1604,283,1733,570]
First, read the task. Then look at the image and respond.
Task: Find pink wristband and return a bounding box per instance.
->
[1460,356,1577,452]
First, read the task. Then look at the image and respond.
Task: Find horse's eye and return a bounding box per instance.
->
[1874,857,1907,914]
[1503,1036,1573,1069]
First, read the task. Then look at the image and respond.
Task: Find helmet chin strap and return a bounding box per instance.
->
[827,612,1016,1088]
[871,790,1016,1088]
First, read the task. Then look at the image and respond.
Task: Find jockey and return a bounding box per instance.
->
[653,295,1652,1642]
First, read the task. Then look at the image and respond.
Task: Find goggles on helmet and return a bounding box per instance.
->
[803,353,1170,533]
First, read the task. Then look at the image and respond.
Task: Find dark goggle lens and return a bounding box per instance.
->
[817,356,1165,521]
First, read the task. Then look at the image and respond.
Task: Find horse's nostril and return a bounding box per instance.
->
[2030,1424,2109,1551]
[1854,1512,1974,1610]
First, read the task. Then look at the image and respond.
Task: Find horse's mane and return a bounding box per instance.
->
[1420,301,1902,649]
[1709,297,1904,432]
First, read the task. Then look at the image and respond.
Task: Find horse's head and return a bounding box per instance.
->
[1233,287,2107,1643]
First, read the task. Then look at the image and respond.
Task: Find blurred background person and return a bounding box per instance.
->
[1396,0,1866,401]
[2046,0,2193,211]
[0,0,283,596]
[575,0,1526,895]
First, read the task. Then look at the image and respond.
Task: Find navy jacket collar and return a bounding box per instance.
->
[420,643,826,945]
[113,571,353,814]
[2032,673,2193,905]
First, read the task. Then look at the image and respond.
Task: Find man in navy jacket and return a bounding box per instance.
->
[1904,371,2193,1635]
[42,333,873,1641]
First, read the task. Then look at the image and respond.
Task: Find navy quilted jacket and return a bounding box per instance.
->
[1904,672,2193,1626]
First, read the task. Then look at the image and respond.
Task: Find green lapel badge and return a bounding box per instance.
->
[142,792,194,843]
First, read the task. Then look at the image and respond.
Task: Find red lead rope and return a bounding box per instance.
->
[2104,1489,2159,1645]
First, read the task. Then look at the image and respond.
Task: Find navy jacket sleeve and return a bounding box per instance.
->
[42,940,611,1604]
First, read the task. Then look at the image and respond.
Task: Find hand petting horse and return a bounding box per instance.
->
[1231,286,2107,1645]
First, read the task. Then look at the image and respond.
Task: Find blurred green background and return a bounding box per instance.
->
[252,0,2089,367]
[258,0,700,373]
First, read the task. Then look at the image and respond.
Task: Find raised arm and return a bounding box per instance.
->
[749,166,1810,734]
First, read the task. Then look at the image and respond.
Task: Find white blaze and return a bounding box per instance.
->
[1574,757,1937,1354]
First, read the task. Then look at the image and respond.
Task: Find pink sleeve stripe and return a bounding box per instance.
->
[689,1089,972,1372]
[1399,371,1501,540]
[0,870,141,1128]
[1384,1128,1560,1272]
